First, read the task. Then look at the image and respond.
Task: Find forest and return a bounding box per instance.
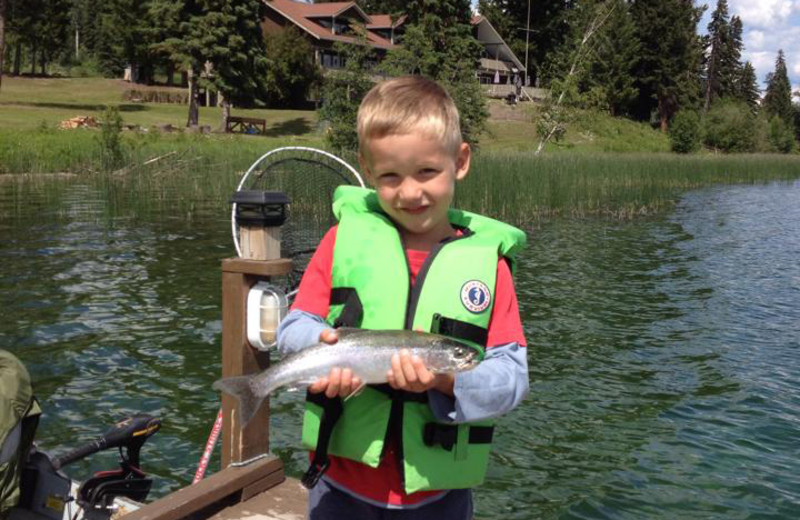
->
[0,0,798,153]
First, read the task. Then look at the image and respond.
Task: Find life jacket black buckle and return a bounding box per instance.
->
[423,422,457,452]
[301,459,330,489]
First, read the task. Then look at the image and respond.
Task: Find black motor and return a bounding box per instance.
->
[17,414,162,519]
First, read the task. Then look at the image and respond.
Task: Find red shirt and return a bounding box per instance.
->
[292,226,526,506]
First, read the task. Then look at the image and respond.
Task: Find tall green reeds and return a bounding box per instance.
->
[1,128,799,222]
[460,152,800,223]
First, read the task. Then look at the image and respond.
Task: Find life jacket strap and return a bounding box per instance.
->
[302,392,343,489]
[431,313,488,347]
[330,288,363,328]
[422,423,494,452]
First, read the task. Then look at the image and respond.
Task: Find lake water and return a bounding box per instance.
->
[1,177,798,519]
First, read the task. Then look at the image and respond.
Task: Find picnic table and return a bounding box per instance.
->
[226,116,267,135]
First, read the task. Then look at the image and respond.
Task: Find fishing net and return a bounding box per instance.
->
[232,147,365,296]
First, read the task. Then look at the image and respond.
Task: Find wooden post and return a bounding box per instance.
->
[221,226,289,468]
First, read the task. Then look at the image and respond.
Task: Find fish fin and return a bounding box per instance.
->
[212,375,264,427]
[343,381,367,402]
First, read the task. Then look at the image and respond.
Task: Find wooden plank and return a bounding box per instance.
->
[208,477,307,520]
[221,270,271,467]
[221,258,292,277]
[240,470,286,502]
[121,457,284,520]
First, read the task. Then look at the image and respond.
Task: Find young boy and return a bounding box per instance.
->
[277,76,528,519]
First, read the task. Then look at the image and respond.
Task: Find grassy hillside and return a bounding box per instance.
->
[483,100,670,153]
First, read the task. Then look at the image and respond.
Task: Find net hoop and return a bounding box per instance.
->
[231,147,365,258]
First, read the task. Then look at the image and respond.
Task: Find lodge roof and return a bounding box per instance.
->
[365,14,406,29]
[264,0,395,50]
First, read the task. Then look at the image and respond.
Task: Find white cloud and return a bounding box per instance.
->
[745,30,765,49]
[730,0,794,27]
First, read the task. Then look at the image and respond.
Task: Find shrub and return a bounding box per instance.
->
[703,99,759,153]
[669,110,702,153]
[767,116,797,153]
[99,106,124,170]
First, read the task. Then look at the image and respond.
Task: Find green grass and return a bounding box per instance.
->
[482,101,670,153]
[0,76,320,137]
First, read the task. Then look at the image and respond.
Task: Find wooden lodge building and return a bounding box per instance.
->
[260,0,526,88]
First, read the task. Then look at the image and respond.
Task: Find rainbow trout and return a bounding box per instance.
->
[213,328,482,425]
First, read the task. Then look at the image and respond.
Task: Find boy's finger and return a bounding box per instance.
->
[326,367,341,398]
[319,329,339,344]
[400,351,418,385]
[390,353,407,388]
[309,377,328,393]
[339,368,353,397]
[412,356,434,387]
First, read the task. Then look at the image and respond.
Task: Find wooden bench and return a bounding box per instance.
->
[226,116,267,135]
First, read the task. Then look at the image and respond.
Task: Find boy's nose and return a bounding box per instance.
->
[398,179,423,202]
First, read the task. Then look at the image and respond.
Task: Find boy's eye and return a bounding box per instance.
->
[377,173,399,184]
[419,168,439,176]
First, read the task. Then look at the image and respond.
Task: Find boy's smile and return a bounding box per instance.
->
[360,132,471,251]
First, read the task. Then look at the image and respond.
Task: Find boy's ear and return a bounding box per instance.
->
[455,142,471,181]
[357,153,375,186]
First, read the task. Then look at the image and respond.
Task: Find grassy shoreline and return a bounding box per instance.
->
[1,77,799,221]
[2,126,798,224]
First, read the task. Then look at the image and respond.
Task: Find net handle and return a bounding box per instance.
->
[231,147,365,258]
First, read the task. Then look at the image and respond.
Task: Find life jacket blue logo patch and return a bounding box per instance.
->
[461,280,491,313]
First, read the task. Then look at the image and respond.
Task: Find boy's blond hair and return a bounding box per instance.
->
[357,76,463,157]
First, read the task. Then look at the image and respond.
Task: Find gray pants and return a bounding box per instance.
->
[308,478,473,520]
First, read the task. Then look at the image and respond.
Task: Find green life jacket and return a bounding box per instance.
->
[0,350,41,516]
[301,186,525,494]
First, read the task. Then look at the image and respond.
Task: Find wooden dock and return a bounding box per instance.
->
[210,478,307,520]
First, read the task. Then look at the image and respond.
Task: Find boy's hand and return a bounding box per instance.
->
[308,329,363,398]
[387,349,455,396]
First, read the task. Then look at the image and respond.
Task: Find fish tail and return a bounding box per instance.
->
[212,375,264,426]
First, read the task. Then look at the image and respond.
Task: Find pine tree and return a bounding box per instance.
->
[762,50,794,125]
[195,0,269,128]
[578,0,640,116]
[631,0,704,131]
[146,0,186,85]
[737,61,760,112]
[94,0,153,80]
[704,0,742,111]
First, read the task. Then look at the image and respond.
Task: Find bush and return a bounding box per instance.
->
[703,99,760,153]
[767,116,797,153]
[669,110,702,153]
[99,106,124,170]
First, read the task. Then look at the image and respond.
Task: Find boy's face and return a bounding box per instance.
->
[360,132,470,250]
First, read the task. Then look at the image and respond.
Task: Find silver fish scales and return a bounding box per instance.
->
[213,328,481,425]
